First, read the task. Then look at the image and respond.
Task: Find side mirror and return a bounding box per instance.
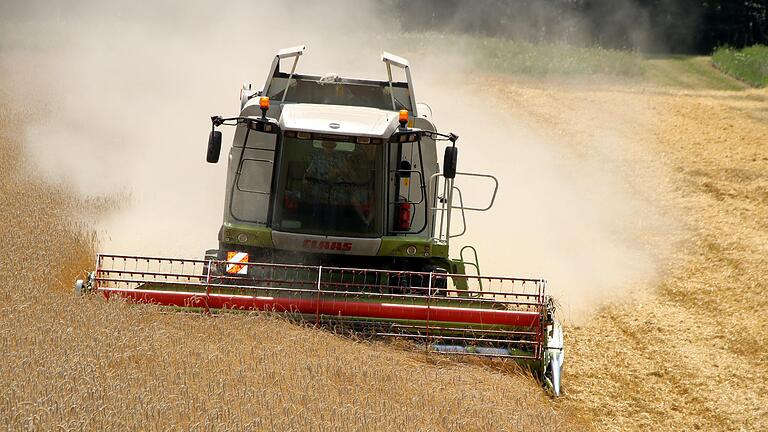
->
[207,131,222,163]
[443,146,458,179]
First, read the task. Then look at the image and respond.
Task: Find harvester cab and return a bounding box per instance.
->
[206,46,482,278]
[77,46,565,396]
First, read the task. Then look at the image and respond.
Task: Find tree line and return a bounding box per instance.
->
[384,0,768,54]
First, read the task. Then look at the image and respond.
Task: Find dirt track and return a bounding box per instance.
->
[482,76,768,430]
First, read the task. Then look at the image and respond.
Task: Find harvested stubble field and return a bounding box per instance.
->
[3,40,768,432]
[476,74,768,430]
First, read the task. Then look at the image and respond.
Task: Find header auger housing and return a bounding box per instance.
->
[76,46,564,396]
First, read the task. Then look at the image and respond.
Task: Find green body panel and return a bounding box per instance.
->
[377,236,448,258]
[448,259,469,290]
[220,223,273,248]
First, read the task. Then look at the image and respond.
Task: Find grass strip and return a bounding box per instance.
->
[712,45,768,87]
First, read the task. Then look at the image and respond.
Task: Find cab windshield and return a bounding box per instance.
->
[272,136,383,237]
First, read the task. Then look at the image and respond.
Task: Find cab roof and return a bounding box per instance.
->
[279,103,399,138]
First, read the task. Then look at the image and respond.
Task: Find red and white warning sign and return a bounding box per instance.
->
[226,251,248,275]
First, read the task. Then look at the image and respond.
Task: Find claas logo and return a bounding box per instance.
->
[302,240,353,252]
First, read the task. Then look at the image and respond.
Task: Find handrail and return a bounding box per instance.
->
[452,172,499,211]
[449,186,467,239]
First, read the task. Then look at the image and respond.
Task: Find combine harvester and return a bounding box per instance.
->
[76,46,564,395]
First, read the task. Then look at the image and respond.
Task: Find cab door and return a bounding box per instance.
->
[225,124,278,225]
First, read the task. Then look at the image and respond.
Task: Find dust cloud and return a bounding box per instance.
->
[430,84,669,322]
[1,0,393,256]
[1,0,670,320]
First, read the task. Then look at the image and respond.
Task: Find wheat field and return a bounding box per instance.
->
[0,90,578,430]
[2,9,767,428]
[5,77,767,431]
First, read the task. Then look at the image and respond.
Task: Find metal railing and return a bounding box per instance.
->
[429,172,499,244]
